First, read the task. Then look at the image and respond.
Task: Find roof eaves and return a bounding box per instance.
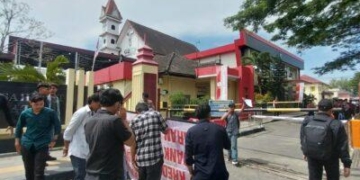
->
[165,52,176,73]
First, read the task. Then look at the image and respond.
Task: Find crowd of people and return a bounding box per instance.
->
[0,82,354,180]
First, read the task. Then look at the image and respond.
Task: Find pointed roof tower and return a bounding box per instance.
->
[100,0,122,23]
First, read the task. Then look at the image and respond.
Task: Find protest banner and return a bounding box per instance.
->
[125,112,194,180]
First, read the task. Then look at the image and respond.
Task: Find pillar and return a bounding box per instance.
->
[131,45,158,111]
[86,71,94,96]
[210,78,216,100]
[65,69,75,125]
[76,70,85,110]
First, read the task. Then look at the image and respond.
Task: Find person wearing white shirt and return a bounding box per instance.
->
[62,94,101,180]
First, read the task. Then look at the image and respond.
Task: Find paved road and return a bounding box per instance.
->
[230,120,360,180]
[1,119,359,180]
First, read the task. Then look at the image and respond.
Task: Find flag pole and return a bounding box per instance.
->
[91,38,100,71]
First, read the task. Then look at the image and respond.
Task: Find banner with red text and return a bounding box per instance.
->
[161,120,194,180]
[124,112,194,180]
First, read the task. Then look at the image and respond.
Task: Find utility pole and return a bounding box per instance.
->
[13,41,18,64]
[18,42,21,65]
[75,52,79,70]
[38,41,43,68]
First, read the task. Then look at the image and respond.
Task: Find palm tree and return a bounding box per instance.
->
[0,55,69,84]
[242,51,273,94]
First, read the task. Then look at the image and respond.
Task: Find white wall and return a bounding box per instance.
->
[118,28,144,58]
[198,52,237,68]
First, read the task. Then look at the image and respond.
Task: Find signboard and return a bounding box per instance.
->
[0,82,67,127]
[208,100,233,117]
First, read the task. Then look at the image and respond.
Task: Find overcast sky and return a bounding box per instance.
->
[16,0,357,83]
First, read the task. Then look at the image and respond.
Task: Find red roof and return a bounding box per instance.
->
[300,75,327,85]
[102,0,122,20]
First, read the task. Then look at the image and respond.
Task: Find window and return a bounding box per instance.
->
[111,25,116,30]
[103,39,106,44]
[311,86,315,92]
[111,39,115,44]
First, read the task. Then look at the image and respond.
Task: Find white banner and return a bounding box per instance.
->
[296,82,304,101]
[125,112,194,180]
[220,66,228,100]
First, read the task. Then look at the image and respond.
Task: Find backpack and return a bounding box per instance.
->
[302,117,333,160]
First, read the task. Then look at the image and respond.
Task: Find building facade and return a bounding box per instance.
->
[300,75,330,104]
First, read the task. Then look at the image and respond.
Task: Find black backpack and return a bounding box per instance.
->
[302,117,334,160]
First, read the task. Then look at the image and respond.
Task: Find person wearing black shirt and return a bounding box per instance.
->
[300,99,352,180]
[0,93,15,135]
[185,103,230,180]
[84,88,135,180]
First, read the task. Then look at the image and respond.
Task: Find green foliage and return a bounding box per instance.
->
[350,72,360,96]
[169,92,188,108]
[190,95,210,105]
[329,78,352,92]
[0,63,46,82]
[268,56,287,100]
[46,55,69,84]
[255,92,272,104]
[0,55,69,84]
[303,93,317,108]
[243,51,287,97]
[242,51,273,94]
[225,0,360,75]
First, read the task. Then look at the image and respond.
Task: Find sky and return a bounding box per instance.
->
[15,0,357,83]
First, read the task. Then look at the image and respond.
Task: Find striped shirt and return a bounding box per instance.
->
[130,110,167,167]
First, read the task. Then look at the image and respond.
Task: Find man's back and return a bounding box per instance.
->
[185,120,230,180]
[84,109,131,177]
[131,110,167,167]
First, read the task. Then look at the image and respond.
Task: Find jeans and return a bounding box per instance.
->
[308,157,340,180]
[138,159,163,180]
[70,155,86,180]
[21,145,48,180]
[227,133,238,162]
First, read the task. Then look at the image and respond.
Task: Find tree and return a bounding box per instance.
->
[242,51,273,94]
[0,0,52,53]
[225,0,360,75]
[269,56,287,100]
[350,72,360,96]
[0,55,69,84]
[329,78,352,92]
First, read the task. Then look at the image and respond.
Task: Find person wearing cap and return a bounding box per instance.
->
[300,99,352,180]
[220,100,245,166]
[35,82,58,161]
[36,82,50,108]
[14,93,61,180]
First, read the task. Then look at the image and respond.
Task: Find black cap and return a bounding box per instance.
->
[228,102,235,108]
[30,93,44,102]
[318,99,333,111]
[37,82,50,90]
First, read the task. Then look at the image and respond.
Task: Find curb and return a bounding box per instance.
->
[239,127,265,137]
[0,147,63,158]
[46,170,74,180]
